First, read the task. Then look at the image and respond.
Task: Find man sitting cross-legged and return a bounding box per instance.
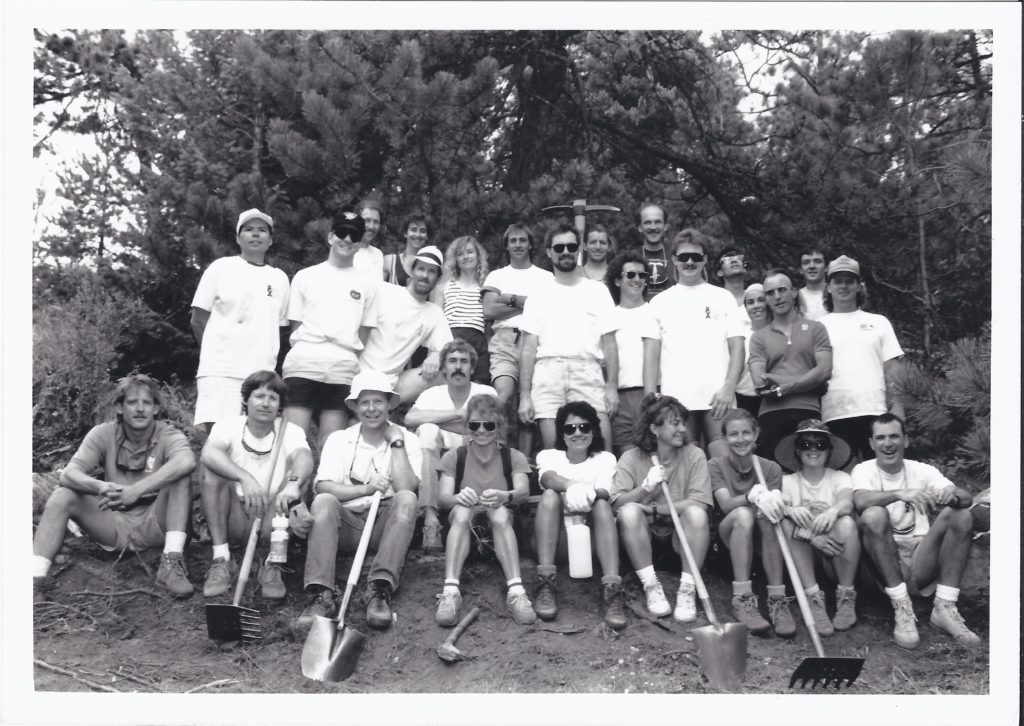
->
[33,375,196,598]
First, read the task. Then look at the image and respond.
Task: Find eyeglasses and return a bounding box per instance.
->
[720,254,745,266]
[796,438,831,451]
[764,286,791,297]
[674,252,705,263]
[562,422,593,435]
[467,420,497,432]
[622,271,649,280]
[551,243,580,255]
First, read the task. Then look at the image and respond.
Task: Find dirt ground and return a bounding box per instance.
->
[32,524,989,695]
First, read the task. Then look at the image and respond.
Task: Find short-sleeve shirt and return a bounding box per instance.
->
[748,318,831,416]
[192,256,290,378]
[440,446,531,496]
[819,310,903,421]
[726,305,757,396]
[520,279,617,361]
[851,459,954,539]
[614,304,657,389]
[798,288,826,322]
[354,245,385,280]
[611,445,713,509]
[536,449,617,493]
[205,415,310,494]
[410,382,498,449]
[316,423,423,512]
[69,421,192,489]
[709,455,781,499]
[359,284,453,377]
[781,469,853,513]
[481,265,554,330]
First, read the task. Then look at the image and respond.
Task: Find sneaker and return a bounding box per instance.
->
[435,590,463,627]
[506,589,538,625]
[421,519,443,552]
[892,596,920,649]
[643,580,671,617]
[366,580,393,629]
[673,582,697,623]
[297,587,336,628]
[833,588,858,631]
[155,552,194,599]
[202,556,237,598]
[534,573,559,621]
[930,600,980,646]
[602,582,627,630]
[807,590,834,637]
[768,596,797,638]
[731,593,771,635]
[259,560,287,600]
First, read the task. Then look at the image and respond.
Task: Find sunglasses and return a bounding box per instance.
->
[562,422,593,435]
[796,438,831,451]
[622,271,649,280]
[674,252,705,263]
[467,420,498,432]
[551,243,580,255]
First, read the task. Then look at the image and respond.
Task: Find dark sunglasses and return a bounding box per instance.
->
[674,252,705,263]
[551,243,580,254]
[622,271,649,280]
[562,422,593,435]
[796,438,831,451]
[467,420,498,432]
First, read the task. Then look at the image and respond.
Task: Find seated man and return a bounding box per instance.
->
[404,339,497,551]
[299,371,423,630]
[33,375,196,598]
[852,413,980,648]
[199,371,313,600]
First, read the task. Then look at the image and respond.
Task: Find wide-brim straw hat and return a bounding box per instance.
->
[775,418,852,473]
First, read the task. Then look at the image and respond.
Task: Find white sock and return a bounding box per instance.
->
[679,572,695,590]
[637,565,657,587]
[443,578,459,595]
[804,584,820,597]
[767,584,787,600]
[934,584,959,604]
[732,580,753,597]
[33,556,52,579]
[212,543,230,561]
[508,583,525,596]
[884,582,909,602]
[163,531,187,554]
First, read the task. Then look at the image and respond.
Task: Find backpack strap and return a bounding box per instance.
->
[499,444,513,494]
[454,445,468,494]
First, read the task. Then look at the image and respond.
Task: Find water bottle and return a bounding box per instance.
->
[565,515,593,579]
[268,515,289,563]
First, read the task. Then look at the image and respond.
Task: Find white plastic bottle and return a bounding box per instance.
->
[268,515,289,563]
[565,515,593,579]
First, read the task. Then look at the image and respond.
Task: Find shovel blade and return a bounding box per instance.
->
[205,603,260,642]
[301,615,366,682]
[692,622,748,692]
[789,656,864,689]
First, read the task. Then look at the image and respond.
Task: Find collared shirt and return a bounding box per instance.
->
[69,421,192,489]
[316,423,423,512]
[748,317,831,415]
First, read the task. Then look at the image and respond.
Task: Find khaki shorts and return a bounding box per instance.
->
[531,357,607,419]
[195,375,244,426]
[488,327,521,383]
[98,500,166,552]
[611,388,645,451]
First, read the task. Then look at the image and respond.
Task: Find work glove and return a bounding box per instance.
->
[641,465,666,494]
[747,484,785,523]
[564,482,596,513]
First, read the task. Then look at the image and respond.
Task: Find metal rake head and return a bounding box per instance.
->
[789,656,864,689]
[205,603,262,643]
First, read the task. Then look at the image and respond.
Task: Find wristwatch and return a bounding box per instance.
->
[389,439,406,449]
[505,490,514,505]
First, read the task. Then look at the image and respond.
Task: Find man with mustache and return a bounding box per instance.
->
[635,203,676,301]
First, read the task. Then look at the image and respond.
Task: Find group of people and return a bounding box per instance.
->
[32,202,982,654]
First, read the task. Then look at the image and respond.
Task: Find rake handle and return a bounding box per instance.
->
[750,457,826,658]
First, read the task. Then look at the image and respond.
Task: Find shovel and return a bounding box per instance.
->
[436,606,481,662]
[301,490,382,682]
[653,455,747,691]
[206,413,289,642]
[751,457,864,689]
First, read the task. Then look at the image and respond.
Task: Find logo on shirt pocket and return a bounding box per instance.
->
[350,290,362,300]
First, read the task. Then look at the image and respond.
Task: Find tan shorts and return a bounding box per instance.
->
[98,500,166,552]
[488,327,521,383]
[895,535,937,597]
[531,357,607,419]
[194,375,244,425]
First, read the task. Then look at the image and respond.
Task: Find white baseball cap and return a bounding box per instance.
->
[236,208,274,234]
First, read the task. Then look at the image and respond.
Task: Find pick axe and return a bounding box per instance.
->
[541,199,621,247]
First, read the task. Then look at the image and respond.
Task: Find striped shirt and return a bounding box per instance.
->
[442,279,485,332]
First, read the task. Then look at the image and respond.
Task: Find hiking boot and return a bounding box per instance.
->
[602,582,627,630]
[833,588,858,631]
[533,573,559,621]
[202,556,237,598]
[808,590,834,636]
[768,595,797,638]
[259,560,287,600]
[421,519,443,552]
[155,552,194,599]
[892,596,920,649]
[506,589,538,625]
[673,582,697,623]
[930,600,980,646]
[366,580,393,629]
[731,593,771,635]
[643,580,671,617]
[296,587,336,628]
[435,590,463,627]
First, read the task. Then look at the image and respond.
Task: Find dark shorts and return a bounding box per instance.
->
[283,377,350,412]
[735,393,761,419]
[825,416,875,462]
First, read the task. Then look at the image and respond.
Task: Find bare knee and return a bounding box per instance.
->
[45,486,80,516]
[449,506,472,530]
[939,506,973,535]
[833,515,858,539]
[730,506,756,532]
[859,506,890,535]
[617,502,646,530]
[681,505,708,530]
[538,488,562,514]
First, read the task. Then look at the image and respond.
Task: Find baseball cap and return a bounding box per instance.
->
[332,210,366,243]
[414,245,444,269]
[236,208,274,234]
[826,255,861,279]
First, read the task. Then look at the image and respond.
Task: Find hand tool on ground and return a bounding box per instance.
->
[653,455,747,691]
[301,490,382,681]
[541,199,621,244]
[751,457,864,689]
[436,606,481,662]
[206,413,289,642]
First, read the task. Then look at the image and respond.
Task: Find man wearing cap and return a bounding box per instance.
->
[818,255,905,463]
[797,247,828,322]
[298,371,423,629]
[636,203,676,301]
[282,210,380,449]
[191,208,290,431]
[518,223,619,450]
[852,413,980,648]
[715,246,749,306]
[358,244,453,405]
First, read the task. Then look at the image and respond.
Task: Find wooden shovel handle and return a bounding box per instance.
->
[335,490,383,627]
[446,606,481,646]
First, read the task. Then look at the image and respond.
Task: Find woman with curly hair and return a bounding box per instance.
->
[440,235,490,383]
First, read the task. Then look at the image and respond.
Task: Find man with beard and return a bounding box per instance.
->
[518,224,619,450]
[636,203,676,300]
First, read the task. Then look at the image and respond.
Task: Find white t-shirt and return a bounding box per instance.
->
[646,282,741,411]
[316,423,423,512]
[481,265,554,330]
[614,304,657,389]
[410,382,498,449]
[536,449,617,494]
[359,284,454,377]
[284,262,380,384]
[819,310,903,421]
[781,469,853,512]
[851,459,955,539]
[354,245,384,279]
[192,256,290,378]
[206,415,309,494]
[799,288,826,322]
[726,304,756,396]
[520,278,617,361]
